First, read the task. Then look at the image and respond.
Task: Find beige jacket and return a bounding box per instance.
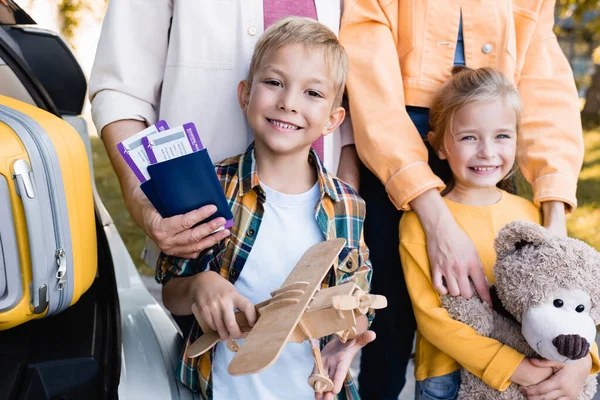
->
[89,0,353,173]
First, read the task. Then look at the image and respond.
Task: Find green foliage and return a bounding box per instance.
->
[568,129,600,249]
[57,0,89,44]
[91,136,153,276]
[556,0,600,39]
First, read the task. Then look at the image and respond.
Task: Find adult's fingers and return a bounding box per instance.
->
[444,273,460,297]
[522,389,563,400]
[155,205,218,244]
[456,274,473,299]
[470,267,492,306]
[529,358,562,369]
[173,216,227,248]
[521,378,561,397]
[432,269,448,296]
[175,228,231,258]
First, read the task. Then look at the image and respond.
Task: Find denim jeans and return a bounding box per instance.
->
[415,370,461,400]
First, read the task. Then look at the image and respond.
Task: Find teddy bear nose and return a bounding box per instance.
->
[552,334,590,360]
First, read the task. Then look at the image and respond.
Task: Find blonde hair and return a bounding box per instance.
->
[246,17,348,107]
[428,67,522,192]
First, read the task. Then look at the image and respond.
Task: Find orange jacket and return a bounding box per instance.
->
[340,0,583,211]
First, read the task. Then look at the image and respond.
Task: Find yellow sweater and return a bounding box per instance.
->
[400,190,600,390]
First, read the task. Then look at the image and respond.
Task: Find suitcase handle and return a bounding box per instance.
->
[12,159,48,314]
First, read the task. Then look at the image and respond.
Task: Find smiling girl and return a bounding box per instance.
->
[400,67,596,400]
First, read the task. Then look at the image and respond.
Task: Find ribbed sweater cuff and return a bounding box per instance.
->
[482,345,525,391]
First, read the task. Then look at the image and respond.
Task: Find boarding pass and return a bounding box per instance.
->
[117,120,169,183]
[142,123,204,164]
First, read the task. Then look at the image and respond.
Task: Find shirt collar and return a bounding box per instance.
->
[237,143,340,202]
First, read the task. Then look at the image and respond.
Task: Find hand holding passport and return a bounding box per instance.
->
[118,121,234,231]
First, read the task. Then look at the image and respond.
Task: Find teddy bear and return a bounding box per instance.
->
[442,220,600,400]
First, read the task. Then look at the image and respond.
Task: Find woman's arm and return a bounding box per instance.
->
[516,0,584,218]
[90,1,230,257]
[341,1,488,302]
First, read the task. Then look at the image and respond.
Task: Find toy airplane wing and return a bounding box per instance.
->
[227,238,346,375]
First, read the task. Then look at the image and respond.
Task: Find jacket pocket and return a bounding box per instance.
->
[167,0,235,70]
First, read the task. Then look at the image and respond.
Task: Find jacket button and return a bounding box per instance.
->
[482,44,493,54]
[346,261,353,269]
[248,26,257,36]
[247,228,255,237]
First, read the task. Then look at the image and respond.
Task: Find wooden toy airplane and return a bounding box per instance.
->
[188,238,387,393]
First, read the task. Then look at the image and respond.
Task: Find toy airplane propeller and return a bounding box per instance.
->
[188,238,387,393]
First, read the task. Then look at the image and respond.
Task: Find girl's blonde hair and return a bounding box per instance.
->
[428,67,522,192]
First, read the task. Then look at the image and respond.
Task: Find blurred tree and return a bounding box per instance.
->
[557,1,600,121]
[57,0,85,43]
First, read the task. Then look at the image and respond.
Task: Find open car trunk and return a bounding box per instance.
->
[0,3,200,399]
[0,2,120,399]
[0,212,121,400]
[0,6,121,398]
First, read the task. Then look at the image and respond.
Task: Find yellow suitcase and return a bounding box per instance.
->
[0,95,96,330]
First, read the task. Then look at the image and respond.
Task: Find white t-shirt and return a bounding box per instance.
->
[212,181,324,400]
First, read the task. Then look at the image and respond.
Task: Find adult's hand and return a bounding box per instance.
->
[542,201,567,237]
[144,203,230,259]
[521,356,591,400]
[410,189,491,306]
[509,358,554,387]
[100,119,231,258]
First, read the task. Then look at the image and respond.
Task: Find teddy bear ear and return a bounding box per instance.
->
[495,220,549,259]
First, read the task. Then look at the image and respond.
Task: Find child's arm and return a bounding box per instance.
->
[155,240,257,340]
[162,271,257,340]
[399,216,530,391]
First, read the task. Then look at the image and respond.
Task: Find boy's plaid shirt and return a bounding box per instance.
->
[156,144,373,399]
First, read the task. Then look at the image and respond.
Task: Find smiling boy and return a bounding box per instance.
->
[156,17,374,400]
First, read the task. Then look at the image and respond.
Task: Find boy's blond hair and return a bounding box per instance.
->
[246,17,348,107]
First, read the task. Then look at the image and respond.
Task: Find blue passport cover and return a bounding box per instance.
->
[140,149,234,227]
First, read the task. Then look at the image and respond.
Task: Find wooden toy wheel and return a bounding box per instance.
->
[226,338,240,352]
[308,374,334,393]
[336,327,357,343]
